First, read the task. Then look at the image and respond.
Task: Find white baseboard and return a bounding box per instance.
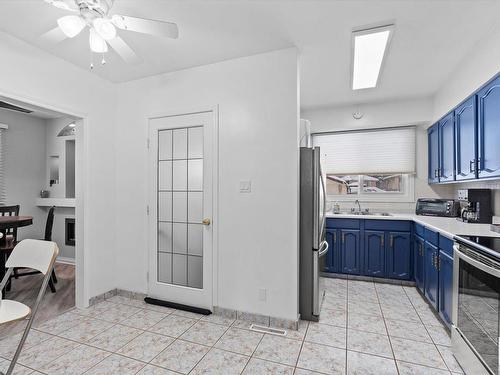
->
[56,256,75,265]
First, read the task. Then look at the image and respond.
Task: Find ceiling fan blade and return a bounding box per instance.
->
[44,0,78,12]
[108,36,142,64]
[40,27,68,44]
[112,15,179,39]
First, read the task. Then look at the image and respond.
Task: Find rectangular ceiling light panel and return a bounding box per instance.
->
[352,25,394,90]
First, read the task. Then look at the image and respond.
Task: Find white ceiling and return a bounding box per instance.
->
[0,0,499,109]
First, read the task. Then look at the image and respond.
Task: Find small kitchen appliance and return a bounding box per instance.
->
[299,146,328,322]
[452,235,500,375]
[415,198,459,217]
[457,189,492,224]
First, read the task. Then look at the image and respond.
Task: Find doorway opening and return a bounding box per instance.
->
[0,95,85,337]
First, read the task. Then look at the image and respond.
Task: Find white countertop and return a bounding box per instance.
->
[326,212,500,239]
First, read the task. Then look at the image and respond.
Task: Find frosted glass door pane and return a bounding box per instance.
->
[173,223,187,254]
[158,222,172,253]
[172,160,187,190]
[173,129,187,159]
[158,130,172,160]
[159,161,172,191]
[158,192,172,221]
[157,125,203,289]
[158,253,172,283]
[188,256,203,288]
[188,224,203,256]
[173,254,187,285]
[188,192,203,222]
[188,127,203,159]
[188,160,203,191]
[172,192,187,222]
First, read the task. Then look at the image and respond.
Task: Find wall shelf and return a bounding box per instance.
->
[35,198,75,208]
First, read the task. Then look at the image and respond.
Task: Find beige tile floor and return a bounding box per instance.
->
[0,277,464,374]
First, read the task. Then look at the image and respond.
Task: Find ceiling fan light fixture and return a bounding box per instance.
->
[93,18,117,40]
[57,15,86,38]
[89,28,108,53]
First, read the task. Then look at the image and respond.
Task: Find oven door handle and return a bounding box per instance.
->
[455,245,500,278]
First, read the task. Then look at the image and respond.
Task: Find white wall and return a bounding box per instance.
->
[302,98,455,212]
[302,97,433,133]
[0,31,117,305]
[433,23,500,121]
[115,48,299,320]
[0,108,46,240]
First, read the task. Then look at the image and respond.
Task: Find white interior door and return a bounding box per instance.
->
[148,111,214,310]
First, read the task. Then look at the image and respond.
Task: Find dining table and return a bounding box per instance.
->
[0,215,33,286]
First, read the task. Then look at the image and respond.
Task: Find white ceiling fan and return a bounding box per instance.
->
[41,0,179,66]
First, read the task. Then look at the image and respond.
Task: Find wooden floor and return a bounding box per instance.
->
[0,263,75,338]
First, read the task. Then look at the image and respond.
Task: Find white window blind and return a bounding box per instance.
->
[0,124,7,205]
[312,126,416,175]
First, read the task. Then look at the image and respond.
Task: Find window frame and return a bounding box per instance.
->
[325,173,415,203]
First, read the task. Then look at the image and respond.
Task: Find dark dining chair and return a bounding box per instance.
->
[9,207,57,293]
[0,205,20,252]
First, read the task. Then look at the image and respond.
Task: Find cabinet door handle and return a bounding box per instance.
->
[333,232,336,244]
[342,232,345,243]
[432,253,436,268]
[381,236,384,248]
[434,169,438,178]
[390,235,394,248]
[437,256,441,271]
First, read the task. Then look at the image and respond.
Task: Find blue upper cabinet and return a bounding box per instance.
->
[428,123,440,184]
[455,96,477,181]
[386,232,412,280]
[341,229,361,275]
[438,112,455,182]
[364,231,385,277]
[478,76,500,179]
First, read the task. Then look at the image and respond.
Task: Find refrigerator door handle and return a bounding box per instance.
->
[319,162,327,239]
[312,148,320,249]
[318,240,329,257]
[312,249,319,315]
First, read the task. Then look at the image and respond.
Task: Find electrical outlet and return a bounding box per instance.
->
[240,180,251,193]
[259,288,267,302]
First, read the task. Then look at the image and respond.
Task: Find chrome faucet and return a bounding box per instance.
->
[354,199,361,213]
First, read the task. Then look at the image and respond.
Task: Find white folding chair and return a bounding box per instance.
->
[0,239,59,375]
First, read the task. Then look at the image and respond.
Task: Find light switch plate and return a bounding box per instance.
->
[240,180,251,193]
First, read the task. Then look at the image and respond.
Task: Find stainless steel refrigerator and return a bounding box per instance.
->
[299,146,328,321]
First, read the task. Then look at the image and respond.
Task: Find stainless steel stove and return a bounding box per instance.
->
[452,235,500,375]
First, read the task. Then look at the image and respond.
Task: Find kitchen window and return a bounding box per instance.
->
[313,126,415,202]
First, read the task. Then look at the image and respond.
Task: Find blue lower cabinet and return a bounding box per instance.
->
[438,251,453,327]
[324,229,341,273]
[414,236,425,292]
[364,231,385,277]
[341,229,361,275]
[424,242,439,309]
[386,232,412,280]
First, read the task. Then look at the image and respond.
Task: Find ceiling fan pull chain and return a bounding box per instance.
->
[90,50,94,70]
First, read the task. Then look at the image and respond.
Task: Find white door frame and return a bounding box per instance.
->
[146,106,219,309]
[0,89,89,308]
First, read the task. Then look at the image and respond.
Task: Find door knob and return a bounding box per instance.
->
[202,218,211,226]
